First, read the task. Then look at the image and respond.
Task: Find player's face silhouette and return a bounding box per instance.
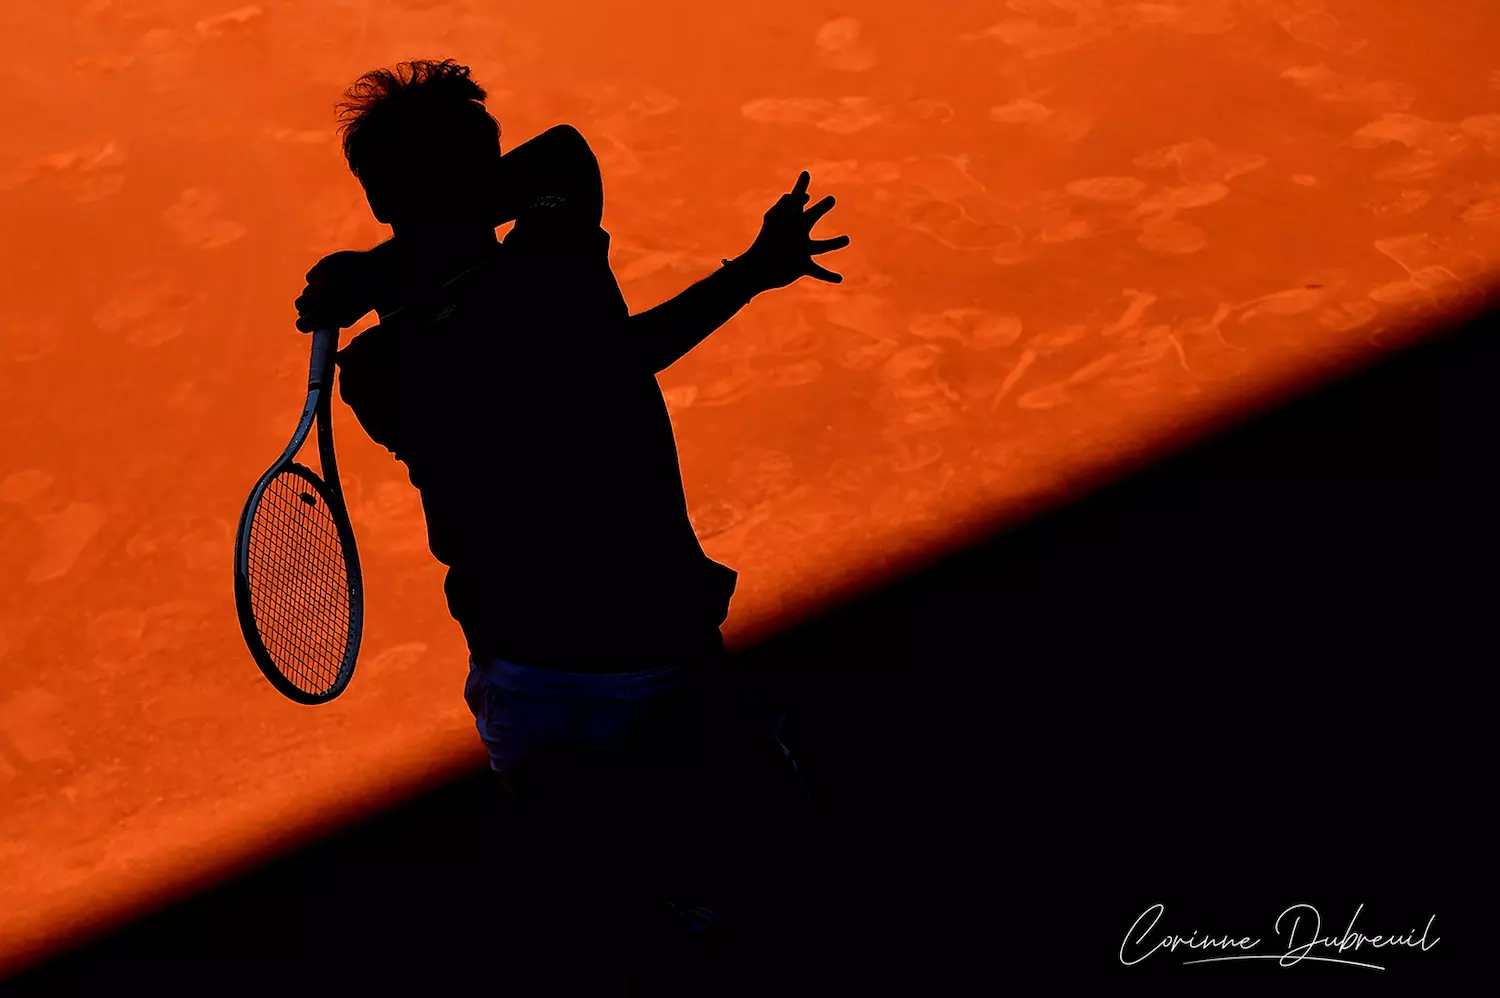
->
[360,121,503,236]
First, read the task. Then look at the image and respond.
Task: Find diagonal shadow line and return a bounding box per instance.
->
[4,294,1492,992]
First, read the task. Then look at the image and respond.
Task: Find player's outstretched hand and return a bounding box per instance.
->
[739,171,850,291]
[294,244,397,333]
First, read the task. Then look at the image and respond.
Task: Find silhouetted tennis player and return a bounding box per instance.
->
[293,59,848,977]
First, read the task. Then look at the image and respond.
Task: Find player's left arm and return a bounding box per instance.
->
[626,171,850,376]
[499,136,852,378]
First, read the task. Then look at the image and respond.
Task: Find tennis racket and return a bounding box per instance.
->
[233,327,364,704]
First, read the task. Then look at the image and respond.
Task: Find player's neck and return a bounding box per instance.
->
[388,225,499,289]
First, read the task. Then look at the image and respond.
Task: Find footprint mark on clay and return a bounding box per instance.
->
[881,345,954,402]
[1127,183,1231,220]
[1015,352,1121,410]
[799,159,902,186]
[1280,64,1414,110]
[92,271,200,347]
[1373,233,1470,276]
[1368,190,1432,218]
[5,318,64,362]
[1368,272,1459,305]
[660,384,698,410]
[195,4,266,38]
[900,201,1020,251]
[1098,290,1160,339]
[1460,114,1500,156]
[961,10,1110,59]
[771,360,824,388]
[1460,198,1500,225]
[693,368,760,407]
[1275,6,1367,55]
[364,642,429,680]
[1353,115,1473,183]
[909,309,1023,350]
[815,17,878,72]
[164,189,246,249]
[1353,114,1470,157]
[742,96,953,133]
[1138,219,1208,255]
[990,98,1055,125]
[1038,109,1094,143]
[989,98,1093,142]
[1064,176,1148,204]
[1364,233,1478,304]
[886,438,944,474]
[1126,0,1238,35]
[0,688,72,762]
[1236,286,1326,322]
[990,350,1039,410]
[690,501,746,540]
[898,154,987,201]
[741,97,881,133]
[1317,301,1380,332]
[824,294,899,366]
[1,140,127,201]
[615,250,687,284]
[1134,138,1267,186]
[27,502,106,583]
[0,470,55,506]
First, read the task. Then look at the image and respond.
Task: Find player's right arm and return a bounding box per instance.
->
[491,124,603,229]
[295,124,605,332]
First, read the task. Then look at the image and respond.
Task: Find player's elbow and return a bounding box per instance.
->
[538,124,598,174]
[544,125,604,218]
[544,123,591,152]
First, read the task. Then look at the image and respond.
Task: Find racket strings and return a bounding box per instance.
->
[244,471,353,694]
[251,500,348,690]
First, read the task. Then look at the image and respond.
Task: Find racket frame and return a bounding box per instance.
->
[233,327,364,705]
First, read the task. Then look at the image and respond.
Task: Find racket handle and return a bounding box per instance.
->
[308,327,339,391]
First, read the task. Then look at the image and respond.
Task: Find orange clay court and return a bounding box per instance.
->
[2,0,1499,973]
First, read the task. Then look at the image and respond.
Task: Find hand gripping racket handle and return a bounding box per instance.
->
[308,326,339,391]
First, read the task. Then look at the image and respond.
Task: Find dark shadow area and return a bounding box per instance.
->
[6,300,1491,994]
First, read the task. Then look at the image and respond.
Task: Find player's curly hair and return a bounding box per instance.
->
[335,59,500,181]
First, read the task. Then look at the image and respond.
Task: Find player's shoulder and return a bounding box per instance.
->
[504,212,609,250]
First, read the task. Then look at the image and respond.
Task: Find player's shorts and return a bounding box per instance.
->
[462,646,807,808]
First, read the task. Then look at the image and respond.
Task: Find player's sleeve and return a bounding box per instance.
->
[507,125,606,253]
[522,125,604,225]
[503,130,629,334]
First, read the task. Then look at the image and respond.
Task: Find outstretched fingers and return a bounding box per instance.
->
[804,195,836,227]
[773,171,813,215]
[805,261,843,283]
[810,234,850,254]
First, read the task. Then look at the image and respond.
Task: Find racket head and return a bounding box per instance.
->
[234,459,364,704]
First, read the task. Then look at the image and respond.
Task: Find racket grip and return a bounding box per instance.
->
[308,327,339,391]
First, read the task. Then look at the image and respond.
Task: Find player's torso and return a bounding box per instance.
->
[342,240,684,561]
[337,240,737,660]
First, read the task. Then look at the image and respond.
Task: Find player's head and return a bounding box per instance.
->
[336,59,502,233]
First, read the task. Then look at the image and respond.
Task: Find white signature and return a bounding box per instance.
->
[1120,903,1439,971]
